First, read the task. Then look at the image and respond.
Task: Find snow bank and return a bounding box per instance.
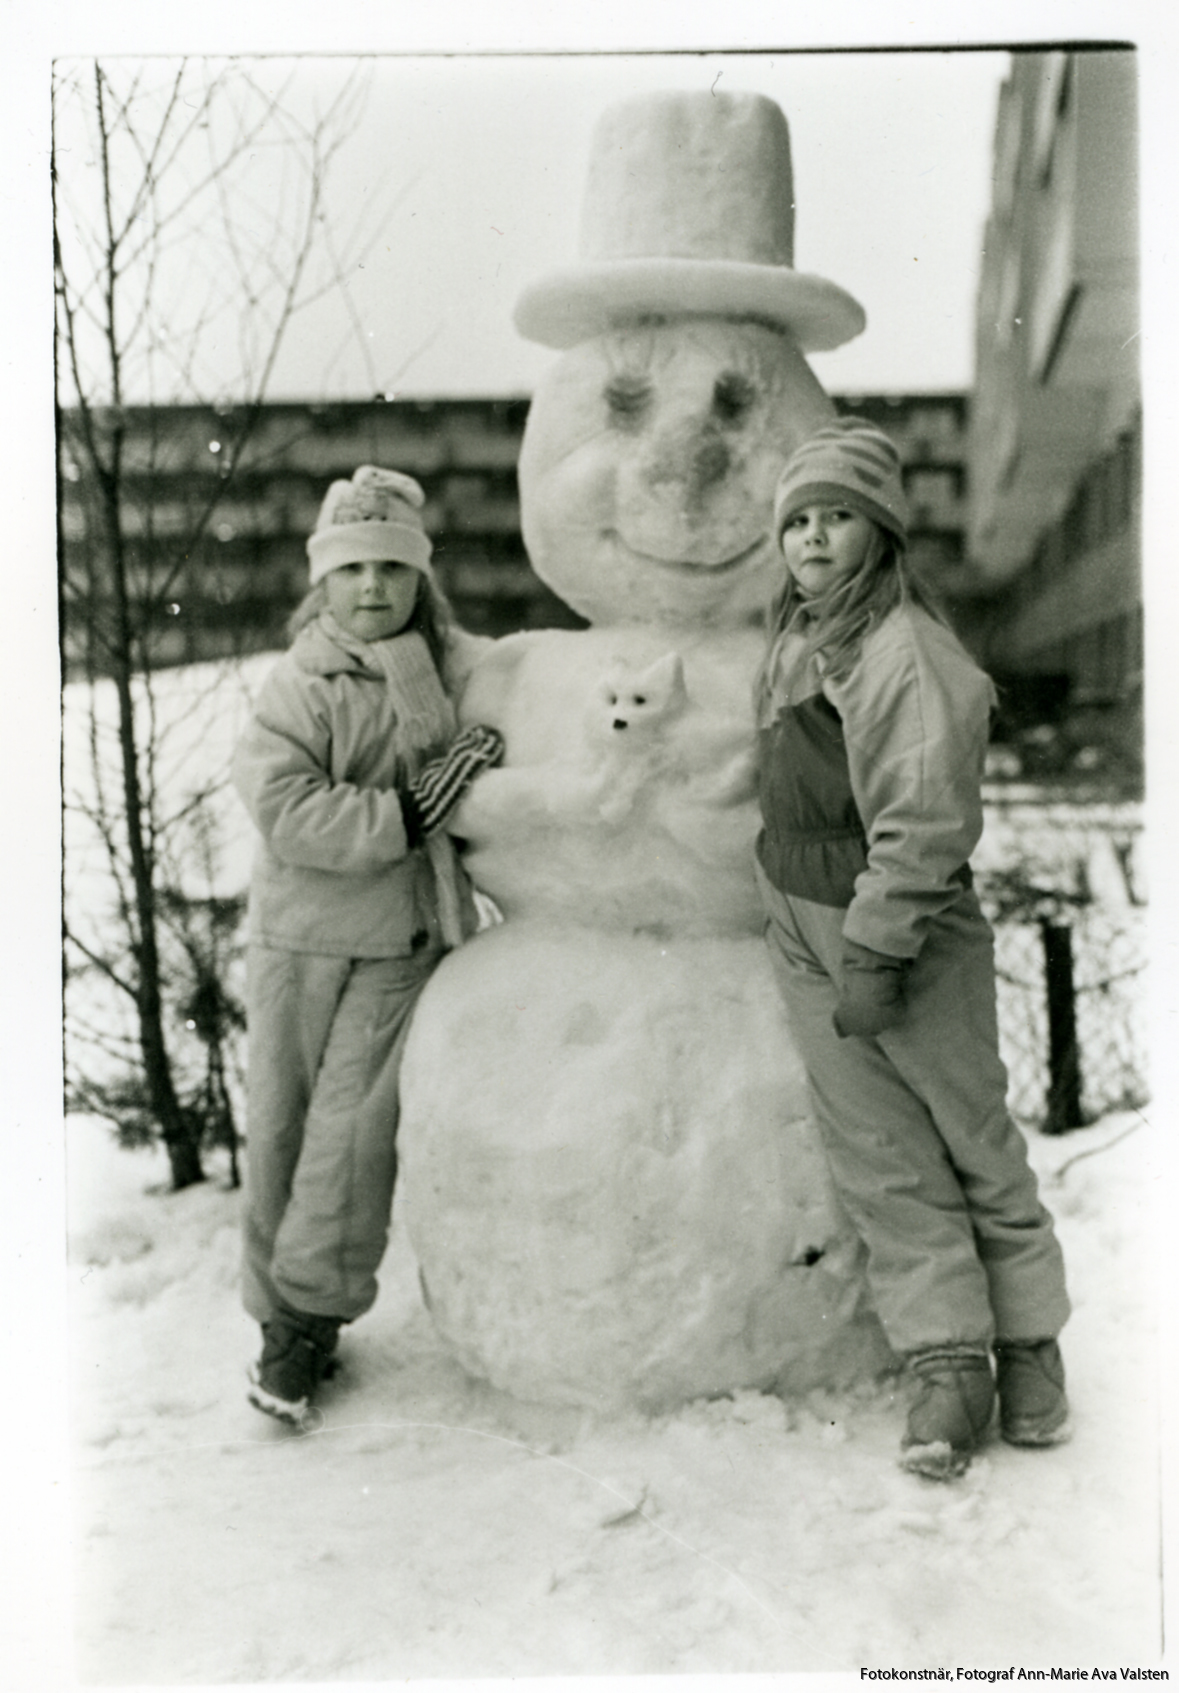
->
[65,1106,1167,1681]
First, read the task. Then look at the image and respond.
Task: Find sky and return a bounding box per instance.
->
[55,49,1007,404]
[245,49,1010,401]
[50,48,1010,407]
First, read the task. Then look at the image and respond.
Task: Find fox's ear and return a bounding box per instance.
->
[637,651,686,701]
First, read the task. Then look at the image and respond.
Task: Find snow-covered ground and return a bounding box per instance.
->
[63,1104,1167,1682]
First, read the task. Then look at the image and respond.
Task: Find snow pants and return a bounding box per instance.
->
[757,864,1070,1355]
[242,941,441,1325]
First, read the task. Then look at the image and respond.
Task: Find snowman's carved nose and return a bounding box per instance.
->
[643,425,732,502]
[692,434,732,490]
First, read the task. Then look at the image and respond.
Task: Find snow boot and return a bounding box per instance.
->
[994,1338,1070,1447]
[247,1308,342,1429]
[899,1345,996,1481]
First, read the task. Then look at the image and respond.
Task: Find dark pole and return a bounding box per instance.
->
[1039,918,1082,1133]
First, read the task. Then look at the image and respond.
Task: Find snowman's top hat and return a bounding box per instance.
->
[513,89,866,353]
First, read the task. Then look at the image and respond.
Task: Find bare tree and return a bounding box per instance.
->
[55,57,379,1188]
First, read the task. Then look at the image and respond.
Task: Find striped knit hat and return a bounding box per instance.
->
[306,466,434,585]
[772,417,909,549]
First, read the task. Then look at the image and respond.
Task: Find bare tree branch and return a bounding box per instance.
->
[63,924,138,1001]
[57,55,379,1187]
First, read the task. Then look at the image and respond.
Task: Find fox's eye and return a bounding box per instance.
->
[632,694,646,706]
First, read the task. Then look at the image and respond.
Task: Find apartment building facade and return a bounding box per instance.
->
[961,48,1141,782]
[59,389,971,677]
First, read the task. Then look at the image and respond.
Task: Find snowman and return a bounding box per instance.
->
[397,90,893,1412]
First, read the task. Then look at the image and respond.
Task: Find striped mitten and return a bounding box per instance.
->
[401,725,504,844]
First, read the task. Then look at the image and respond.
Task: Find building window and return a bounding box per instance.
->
[905,466,961,525]
[993,81,1023,216]
[903,404,963,454]
[1029,156,1078,382]
[1035,280,1082,386]
[994,248,1021,348]
[1032,53,1072,184]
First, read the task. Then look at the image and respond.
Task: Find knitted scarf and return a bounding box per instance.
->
[320,614,468,948]
[320,616,456,774]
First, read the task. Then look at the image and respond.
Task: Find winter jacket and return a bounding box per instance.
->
[756,601,996,961]
[232,617,478,958]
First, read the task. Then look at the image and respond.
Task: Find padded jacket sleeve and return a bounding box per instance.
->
[824,609,994,960]
[231,660,412,875]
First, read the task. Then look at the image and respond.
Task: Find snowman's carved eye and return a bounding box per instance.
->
[605,378,652,426]
[712,372,757,424]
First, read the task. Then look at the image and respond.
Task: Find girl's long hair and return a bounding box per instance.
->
[754,524,954,718]
[286,569,458,673]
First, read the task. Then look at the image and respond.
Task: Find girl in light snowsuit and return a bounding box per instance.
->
[754,418,1070,1480]
[232,466,502,1427]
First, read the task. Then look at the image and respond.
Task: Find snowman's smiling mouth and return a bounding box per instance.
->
[606,532,768,575]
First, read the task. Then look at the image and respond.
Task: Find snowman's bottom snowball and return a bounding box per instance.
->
[398,923,892,1413]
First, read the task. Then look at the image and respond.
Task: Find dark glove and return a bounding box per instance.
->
[833,939,911,1039]
[401,725,504,845]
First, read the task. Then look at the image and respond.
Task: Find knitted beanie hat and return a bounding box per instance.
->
[306,466,434,585]
[772,417,909,549]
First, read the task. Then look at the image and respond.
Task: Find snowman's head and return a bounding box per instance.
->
[518,315,835,628]
[512,90,862,629]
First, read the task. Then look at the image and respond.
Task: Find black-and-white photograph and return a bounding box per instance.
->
[6,6,1176,1685]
